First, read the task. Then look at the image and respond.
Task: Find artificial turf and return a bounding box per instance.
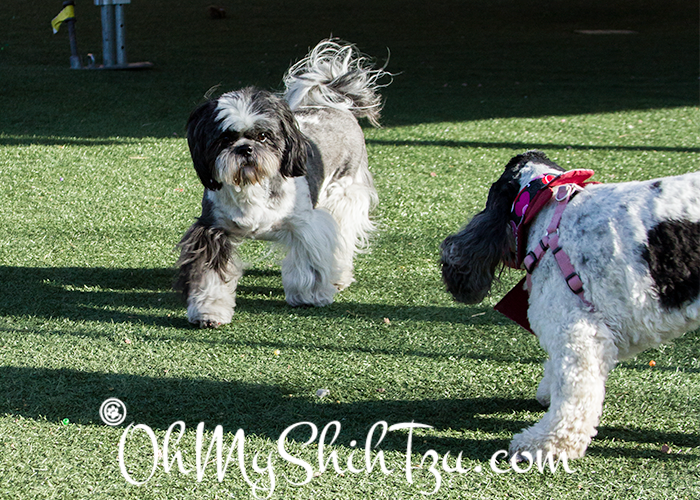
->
[1,0,698,498]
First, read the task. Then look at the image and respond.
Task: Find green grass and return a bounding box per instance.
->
[1,0,699,498]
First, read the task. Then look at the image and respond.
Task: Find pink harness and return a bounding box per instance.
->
[522,184,593,308]
[495,170,596,332]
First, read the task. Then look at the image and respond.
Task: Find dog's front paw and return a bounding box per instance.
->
[194,318,223,329]
[285,281,337,307]
[510,427,589,460]
[286,292,334,307]
[186,304,234,329]
[185,285,236,328]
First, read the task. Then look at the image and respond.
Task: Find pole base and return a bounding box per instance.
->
[85,61,154,70]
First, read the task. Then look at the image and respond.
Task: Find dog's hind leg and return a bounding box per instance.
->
[175,222,242,328]
[317,173,377,290]
[510,313,618,459]
[281,208,340,306]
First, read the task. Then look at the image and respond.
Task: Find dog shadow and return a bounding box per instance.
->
[0,264,507,329]
[2,365,696,461]
[0,266,184,328]
[2,267,697,460]
[0,365,515,459]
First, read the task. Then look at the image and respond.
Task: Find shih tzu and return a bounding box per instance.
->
[175,39,389,328]
[441,150,700,458]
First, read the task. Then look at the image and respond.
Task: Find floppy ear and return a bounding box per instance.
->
[277,104,309,178]
[186,100,224,191]
[440,171,520,304]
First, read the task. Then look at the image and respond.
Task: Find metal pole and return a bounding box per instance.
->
[114,4,127,67]
[63,0,81,69]
[100,3,115,67]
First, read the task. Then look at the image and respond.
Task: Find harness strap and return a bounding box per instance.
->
[524,185,593,308]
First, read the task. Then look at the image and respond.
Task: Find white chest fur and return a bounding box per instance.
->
[207,177,312,239]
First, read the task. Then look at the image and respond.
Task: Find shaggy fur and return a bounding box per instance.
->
[176,40,388,327]
[441,150,700,459]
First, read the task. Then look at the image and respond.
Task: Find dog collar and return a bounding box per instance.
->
[508,169,596,268]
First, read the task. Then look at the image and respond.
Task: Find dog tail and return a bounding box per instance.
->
[283,39,390,127]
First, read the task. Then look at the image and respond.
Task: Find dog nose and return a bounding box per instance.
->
[234,144,253,157]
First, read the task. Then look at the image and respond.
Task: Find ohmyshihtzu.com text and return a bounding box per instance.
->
[117,420,575,496]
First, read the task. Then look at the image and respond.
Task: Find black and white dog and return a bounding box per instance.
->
[441,150,700,458]
[176,40,388,327]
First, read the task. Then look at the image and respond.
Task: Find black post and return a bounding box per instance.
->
[63,1,81,69]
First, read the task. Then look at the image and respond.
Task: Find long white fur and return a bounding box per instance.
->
[316,171,378,288]
[284,39,388,126]
[186,265,240,326]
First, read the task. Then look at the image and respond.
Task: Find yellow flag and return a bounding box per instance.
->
[51,5,75,34]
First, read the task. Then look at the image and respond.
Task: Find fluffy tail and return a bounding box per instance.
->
[283,39,390,127]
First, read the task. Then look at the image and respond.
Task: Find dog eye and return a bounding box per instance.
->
[220,131,239,143]
[256,132,269,143]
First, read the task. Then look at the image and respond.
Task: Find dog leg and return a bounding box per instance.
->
[281,208,340,306]
[175,222,242,328]
[535,358,554,407]
[510,316,618,459]
[318,175,377,290]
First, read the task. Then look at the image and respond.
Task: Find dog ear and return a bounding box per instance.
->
[441,170,520,304]
[186,100,224,191]
[278,105,309,178]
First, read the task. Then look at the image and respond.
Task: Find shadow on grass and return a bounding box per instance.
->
[0,265,541,364]
[0,136,145,147]
[0,366,513,458]
[1,366,697,461]
[2,0,698,138]
[0,265,498,330]
[0,266,183,328]
[366,139,700,154]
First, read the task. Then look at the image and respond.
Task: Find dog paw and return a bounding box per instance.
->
[285,286,336,307]
[186,299,234,328]
[196,319,222,329]
[288,302,314,308]
[510,430,588,460]
[186,310,233,329]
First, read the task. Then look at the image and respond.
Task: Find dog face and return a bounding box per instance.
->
[440,151,564,303]
[186,88,309,190]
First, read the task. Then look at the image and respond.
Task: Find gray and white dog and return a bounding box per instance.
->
[441,150,700,459]
[176,40,388,327]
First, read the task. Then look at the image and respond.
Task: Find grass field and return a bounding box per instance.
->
[1,0,699,498]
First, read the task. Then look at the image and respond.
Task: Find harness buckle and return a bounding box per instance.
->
[523,251,538,273]
[565,272,585,295]
[554,183,584,202]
